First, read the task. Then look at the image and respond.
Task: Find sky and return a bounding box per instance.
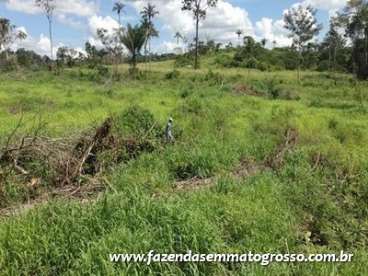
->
[0,0,349,57]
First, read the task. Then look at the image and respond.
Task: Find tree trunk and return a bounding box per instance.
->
[365,29,368,65]
[333,45,337,72]
[148,37,152,71]
[194,15,199,70]
[48,18,53,60]
[333,45,337,84]
[297,50,301,83]
[132,53,136,70]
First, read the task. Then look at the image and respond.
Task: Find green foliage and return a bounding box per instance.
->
[165,69,180,80]
[120,24,147,69]
[174,54,194,68]
[115,105,157,138]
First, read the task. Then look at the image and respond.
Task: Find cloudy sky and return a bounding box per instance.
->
[0,0,348,56]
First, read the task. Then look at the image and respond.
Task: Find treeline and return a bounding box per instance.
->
[176,1,368,80]
[174,35,352,73]
[0,44,175,72]
[0,0,367,80]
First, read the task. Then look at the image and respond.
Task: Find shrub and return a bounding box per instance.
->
[115,105,158,138]
[213,53,233,67]
[174,54,193,68]
[203,70,224,85]
[165,69,180,80]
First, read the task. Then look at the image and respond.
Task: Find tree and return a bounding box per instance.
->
[16,48,44,68]
[174,32,183,44]
[236,29,243,46]
[141,17,159,58]
[182,0,218,69]
[284,5,322,81]
[338,0,368,79]
[261,38,267,48]
[35,0,55,59]
[0,18,27,61]
[140,3,159,65]
[97,27,124,77]
[56,47,78,68]
[85,41,99,67]
[322,17,346,73]
[119,24,146,70]
[113,1,125,26]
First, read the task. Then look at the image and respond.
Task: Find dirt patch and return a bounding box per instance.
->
[174,128,299,191]
[233,84,262,97]
[0,181,106,218]
[300,215,329,246]
[265,128,299,170]
[232,158,265,179]
[175,176,215,191]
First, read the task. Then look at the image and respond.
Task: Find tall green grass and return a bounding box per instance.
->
[0,66,367,275]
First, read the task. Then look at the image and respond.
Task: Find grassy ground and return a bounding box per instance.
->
[0,63,367,275]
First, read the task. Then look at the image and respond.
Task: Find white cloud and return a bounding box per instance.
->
[87,15,120,48]
[88,15,119,36]
[303,0,347,11]
[256,0,345,48]
[155,41,184,54]
[129,0,254,47]
[5,0,40,14]
[255,18,292,47]
[5,0,98,17]
[56,14,84,30]
[11,28,64,57]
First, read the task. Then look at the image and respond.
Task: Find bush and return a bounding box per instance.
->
[0,56,17,72]
[97,65,109,77]
[115,105,158,138]
[165,69,180,80]
[174,54,193,68]
[213,53,233,67]
[203,70,224,85]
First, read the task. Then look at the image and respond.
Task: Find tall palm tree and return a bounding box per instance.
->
[174,32,183,44]
[112,1,125,26]
[140,3,159,64]
[120,24,146,70]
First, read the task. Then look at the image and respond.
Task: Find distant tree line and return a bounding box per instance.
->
[0,0,367,80]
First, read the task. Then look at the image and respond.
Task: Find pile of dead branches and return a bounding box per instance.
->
[0,117,157,189]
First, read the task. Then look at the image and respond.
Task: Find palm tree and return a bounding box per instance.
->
[0,18,12,51]
[236,29,243,46]
[112,1,125,26]
[174,32,183,44]
[120,24,146,70]
[0,18,27,60]
[140,3,159,64]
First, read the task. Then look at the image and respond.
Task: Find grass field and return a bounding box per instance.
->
[0,62,368,275]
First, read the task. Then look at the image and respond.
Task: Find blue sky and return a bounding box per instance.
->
[0,0,348,56]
